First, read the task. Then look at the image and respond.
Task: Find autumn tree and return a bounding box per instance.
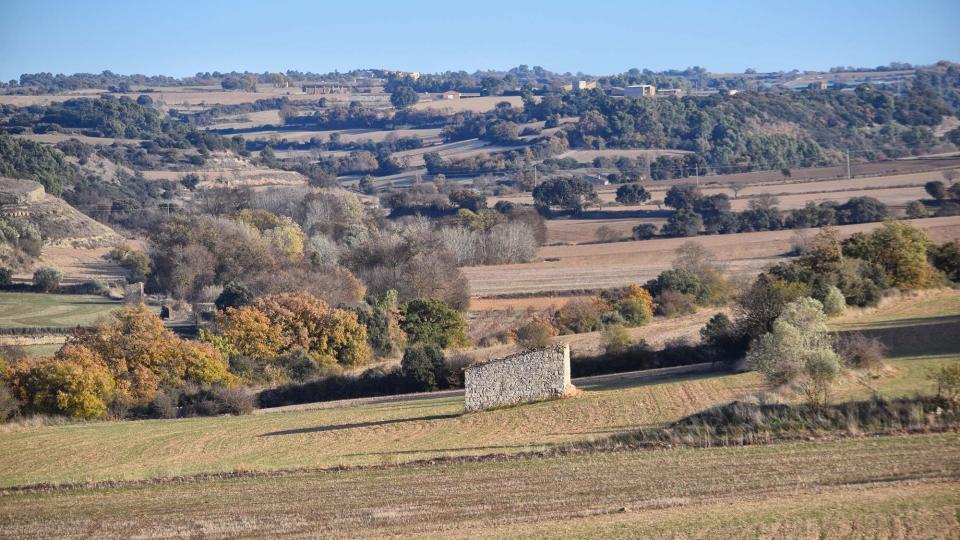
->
[69,305,232,405]
[6,345,116,419]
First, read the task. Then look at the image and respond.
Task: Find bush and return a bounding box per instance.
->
[275,348,320,382]
[0,382,19,422]
[929,363,960,404]
[656,290,697,317]
[6,347,117,419]
[821,285,846,316]
[215,281,253,311]
[602,324,633,354]
[554,298,605,334]
[513,316,558,349]
[747,298,842,407]
[632,223,658,240]
[32,267,62,292]
[835,333,886,372]
[213,385,256,415]
[401,343,448,391]
[0,267,11,287]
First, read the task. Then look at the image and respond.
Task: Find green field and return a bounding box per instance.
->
[0,292,121,329]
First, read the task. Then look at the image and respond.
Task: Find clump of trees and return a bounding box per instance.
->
[205,292,372,383]
[3,306,233,419]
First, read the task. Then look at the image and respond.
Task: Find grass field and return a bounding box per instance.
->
[0,290,955,489]
[464,216,960,296]
[0,290,956,537]
[0,434,956,538]
[0,292,121,329]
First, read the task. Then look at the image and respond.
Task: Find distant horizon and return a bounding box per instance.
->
[2,0,958,83]
[3,58,959,82]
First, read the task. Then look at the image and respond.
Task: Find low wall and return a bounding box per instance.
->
[464,344,573,412]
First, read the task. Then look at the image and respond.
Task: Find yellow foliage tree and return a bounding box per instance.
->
[69,305,232,404]
[217,292,372,367]
[6,345,116,419]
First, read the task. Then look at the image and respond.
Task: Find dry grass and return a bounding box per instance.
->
[0,369,762,487]
[464,216,960,296]
[0,434,955,538]
[411,95,524,113]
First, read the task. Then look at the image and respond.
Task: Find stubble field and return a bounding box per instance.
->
[465,216,960,296]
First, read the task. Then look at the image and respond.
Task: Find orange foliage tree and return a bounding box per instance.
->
[6,344,116,419]
[68,305,232,404]
[213,292,372,368]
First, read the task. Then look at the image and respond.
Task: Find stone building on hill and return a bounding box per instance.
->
[464,344,574,411]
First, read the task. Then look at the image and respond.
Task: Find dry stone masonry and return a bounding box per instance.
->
[464,344,574,411]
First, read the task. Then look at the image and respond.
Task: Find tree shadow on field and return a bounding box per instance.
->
[259,413,461,437]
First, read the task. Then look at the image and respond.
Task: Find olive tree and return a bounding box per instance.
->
[746,297,841,408]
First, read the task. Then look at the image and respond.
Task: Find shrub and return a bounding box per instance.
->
[602,324,633,354]
[275,348,320,382]
[32,267,62,292]
[601,285,655,327]
[821,285,846,316]
[656,290,697,317]
[747,298,842,407]
[632,223,658,240]
[215,281,253,311]
[929,363,960,404]
[835,333,886,372]
[925,180,947,200]
[905,200,928,219]
[0,267,11,287]
[212,385,256,415]
[400,297,467,349]
[0,382,19,422]
[645,269,709,305]
[513,316,558,349]
[401,343,448,391]
[554,298,605,334]
[700,313,748,363]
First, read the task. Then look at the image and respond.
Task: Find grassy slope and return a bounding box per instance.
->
[0,290,956,488]
[0,292,120,328]
[0,434,956,538]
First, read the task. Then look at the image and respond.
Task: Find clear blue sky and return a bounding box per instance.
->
[1,0,958,81]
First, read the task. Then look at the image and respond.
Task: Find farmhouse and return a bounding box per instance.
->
[563,80,598,91]
[302,83,349,95]
[0,177,44,217]
[656,88,684,97]
[624,84,657,97]
[464,344,574,411]
[438,90,461,100]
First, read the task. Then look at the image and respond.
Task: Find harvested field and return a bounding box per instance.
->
[140,167,306,188]
[466,216,960,296]
[13,133,144,146]
[0,292,121,329]
[412,95,524,113]
[27,245,128,285]
[559,148,692,161]
[0,435,955,538]
[1,289,955,488]
[468,294,592,312]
